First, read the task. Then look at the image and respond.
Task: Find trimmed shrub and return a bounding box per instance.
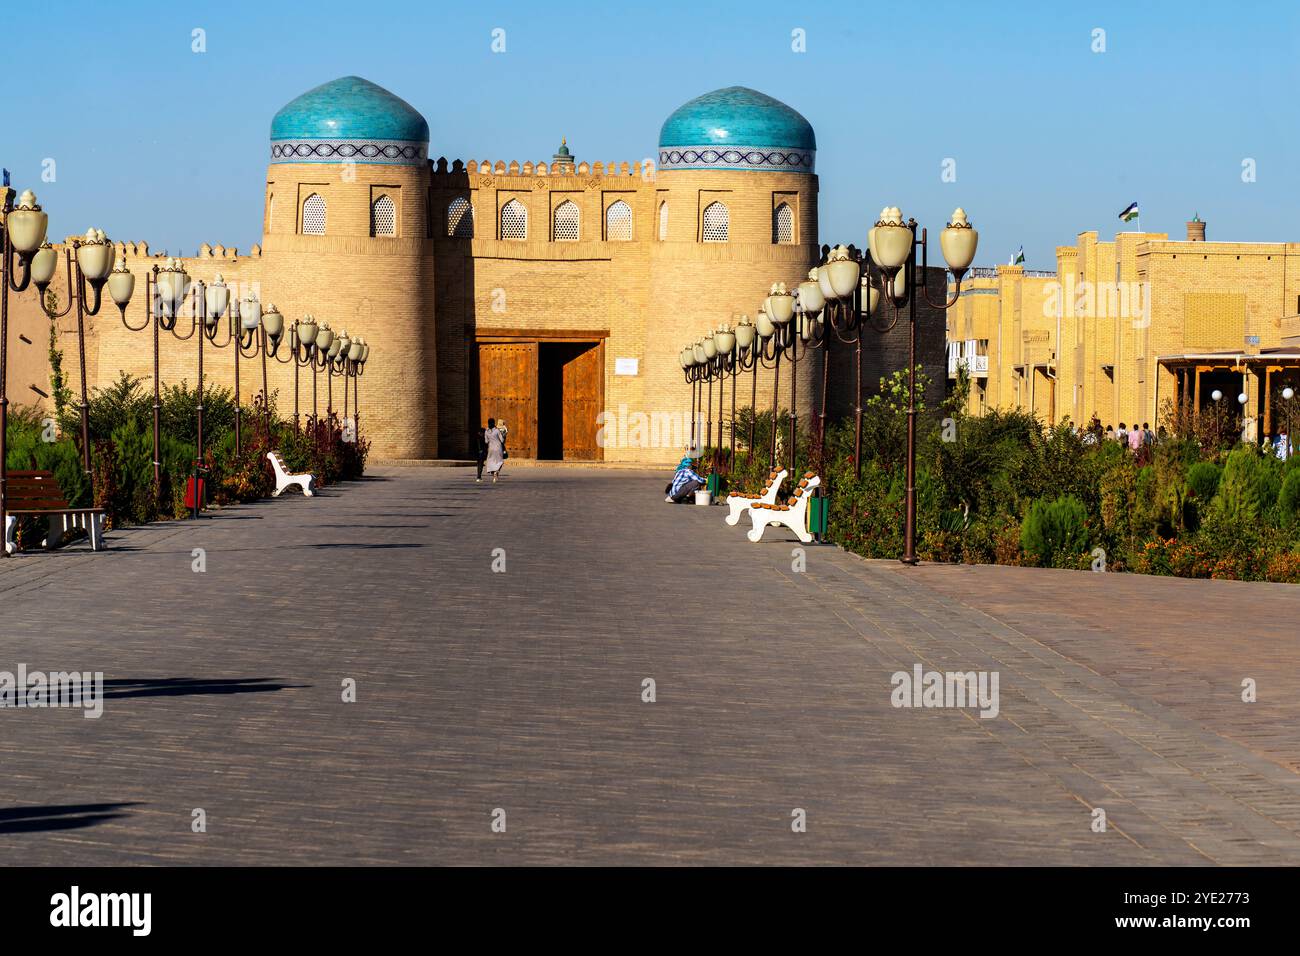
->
[1211,448,1269,524]
[1186,461,1221,503]
[1020,494,1089,567]
[1279,470,1300,527]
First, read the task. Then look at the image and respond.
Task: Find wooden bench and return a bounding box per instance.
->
[746,472,821,544]
[724,467,787,526]
[267,451,315,497]
[3,470,105,553]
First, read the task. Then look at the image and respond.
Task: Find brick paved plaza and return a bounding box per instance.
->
[1,466,1298,865]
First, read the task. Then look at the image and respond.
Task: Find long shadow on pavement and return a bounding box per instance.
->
[0,802,140,834]
[101,678,307,699]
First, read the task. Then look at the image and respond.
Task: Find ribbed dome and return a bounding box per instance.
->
[659,87,815,171]
[269,76,428,165]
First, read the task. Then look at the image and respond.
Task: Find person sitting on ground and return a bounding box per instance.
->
[666,455,707,503]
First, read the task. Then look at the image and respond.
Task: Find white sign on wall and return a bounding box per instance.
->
[614,357,639,376]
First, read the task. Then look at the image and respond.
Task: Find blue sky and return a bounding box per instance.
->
[4,0,1296,268]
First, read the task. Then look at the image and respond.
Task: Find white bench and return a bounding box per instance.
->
[746,472,821,544]
[267,451,315,497]
[724,468,787,526]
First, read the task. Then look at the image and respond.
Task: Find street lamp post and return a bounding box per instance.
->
[313,322,335,429]
[751,303,777,463]
[33,226,121,475]
[197,274,232,468]
[1,188,51,556]
[326,328,347,415]
[863,206,978,564]
[691,339,708,453]
[341,335,369,429]
[709,325,736,471]
[754,284,798,469]
[1281,387,1296,458]
[291,314,317,431]
[102,260,161,487]
[809,245,882,476]
[732,317,756,466]
[265,307,312,432]
[794,206,975,563]
[700,333,717,460]
[764,284,798,475]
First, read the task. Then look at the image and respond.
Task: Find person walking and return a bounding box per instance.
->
[1128,423,1144,452]
[474,425,488,482]
[484,418,506,483]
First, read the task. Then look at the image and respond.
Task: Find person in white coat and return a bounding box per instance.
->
[484,418,506,482]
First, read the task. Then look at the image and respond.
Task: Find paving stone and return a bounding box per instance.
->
[0,466,1295,864]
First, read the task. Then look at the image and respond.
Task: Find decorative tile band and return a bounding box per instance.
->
[270,138,428,165]
[658,145,815,173]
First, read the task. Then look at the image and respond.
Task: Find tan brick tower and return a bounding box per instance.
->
[648,87,820,455]
[262,76,436,459]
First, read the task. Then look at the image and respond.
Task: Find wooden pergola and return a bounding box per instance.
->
[1158,351,1300,434]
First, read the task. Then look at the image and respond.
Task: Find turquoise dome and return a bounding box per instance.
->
[660,86,815,150]
[270,76,428,165]
[658,87,815,173]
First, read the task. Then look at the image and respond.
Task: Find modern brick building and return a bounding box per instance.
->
[947,218,1300,438]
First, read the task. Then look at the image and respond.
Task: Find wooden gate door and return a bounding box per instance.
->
[561,341,604,460]
[478,342,538,458]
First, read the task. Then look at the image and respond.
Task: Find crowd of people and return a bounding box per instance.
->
[1078,416,1161,450]
[1075,413,1291,459]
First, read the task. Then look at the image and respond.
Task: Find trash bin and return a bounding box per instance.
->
[808,493,829,540]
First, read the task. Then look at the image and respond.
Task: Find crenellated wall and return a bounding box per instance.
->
[26,144,822,465]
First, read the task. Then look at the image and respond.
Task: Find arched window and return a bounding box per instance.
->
[447,196,474,238]
[371,194,396,237]
[500,199,527,240]
[658,201,668,241]
[702,201,728,242]
[773,202,794,244]
[606,200,632,241]
[266,193,273,233]
[301,193,326,235]
[553,200,580,241]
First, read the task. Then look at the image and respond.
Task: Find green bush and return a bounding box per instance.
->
[4,366,365,541]
[1210,448,1274,525]
[1278,471,1300,527]
[4,407,91,506]
[1186,461,1222,502]
[1020,494,1090,567]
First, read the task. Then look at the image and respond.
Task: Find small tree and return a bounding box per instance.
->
[46,291,73,423]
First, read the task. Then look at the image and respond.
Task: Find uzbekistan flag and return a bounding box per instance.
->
[1118,201,1139,223]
